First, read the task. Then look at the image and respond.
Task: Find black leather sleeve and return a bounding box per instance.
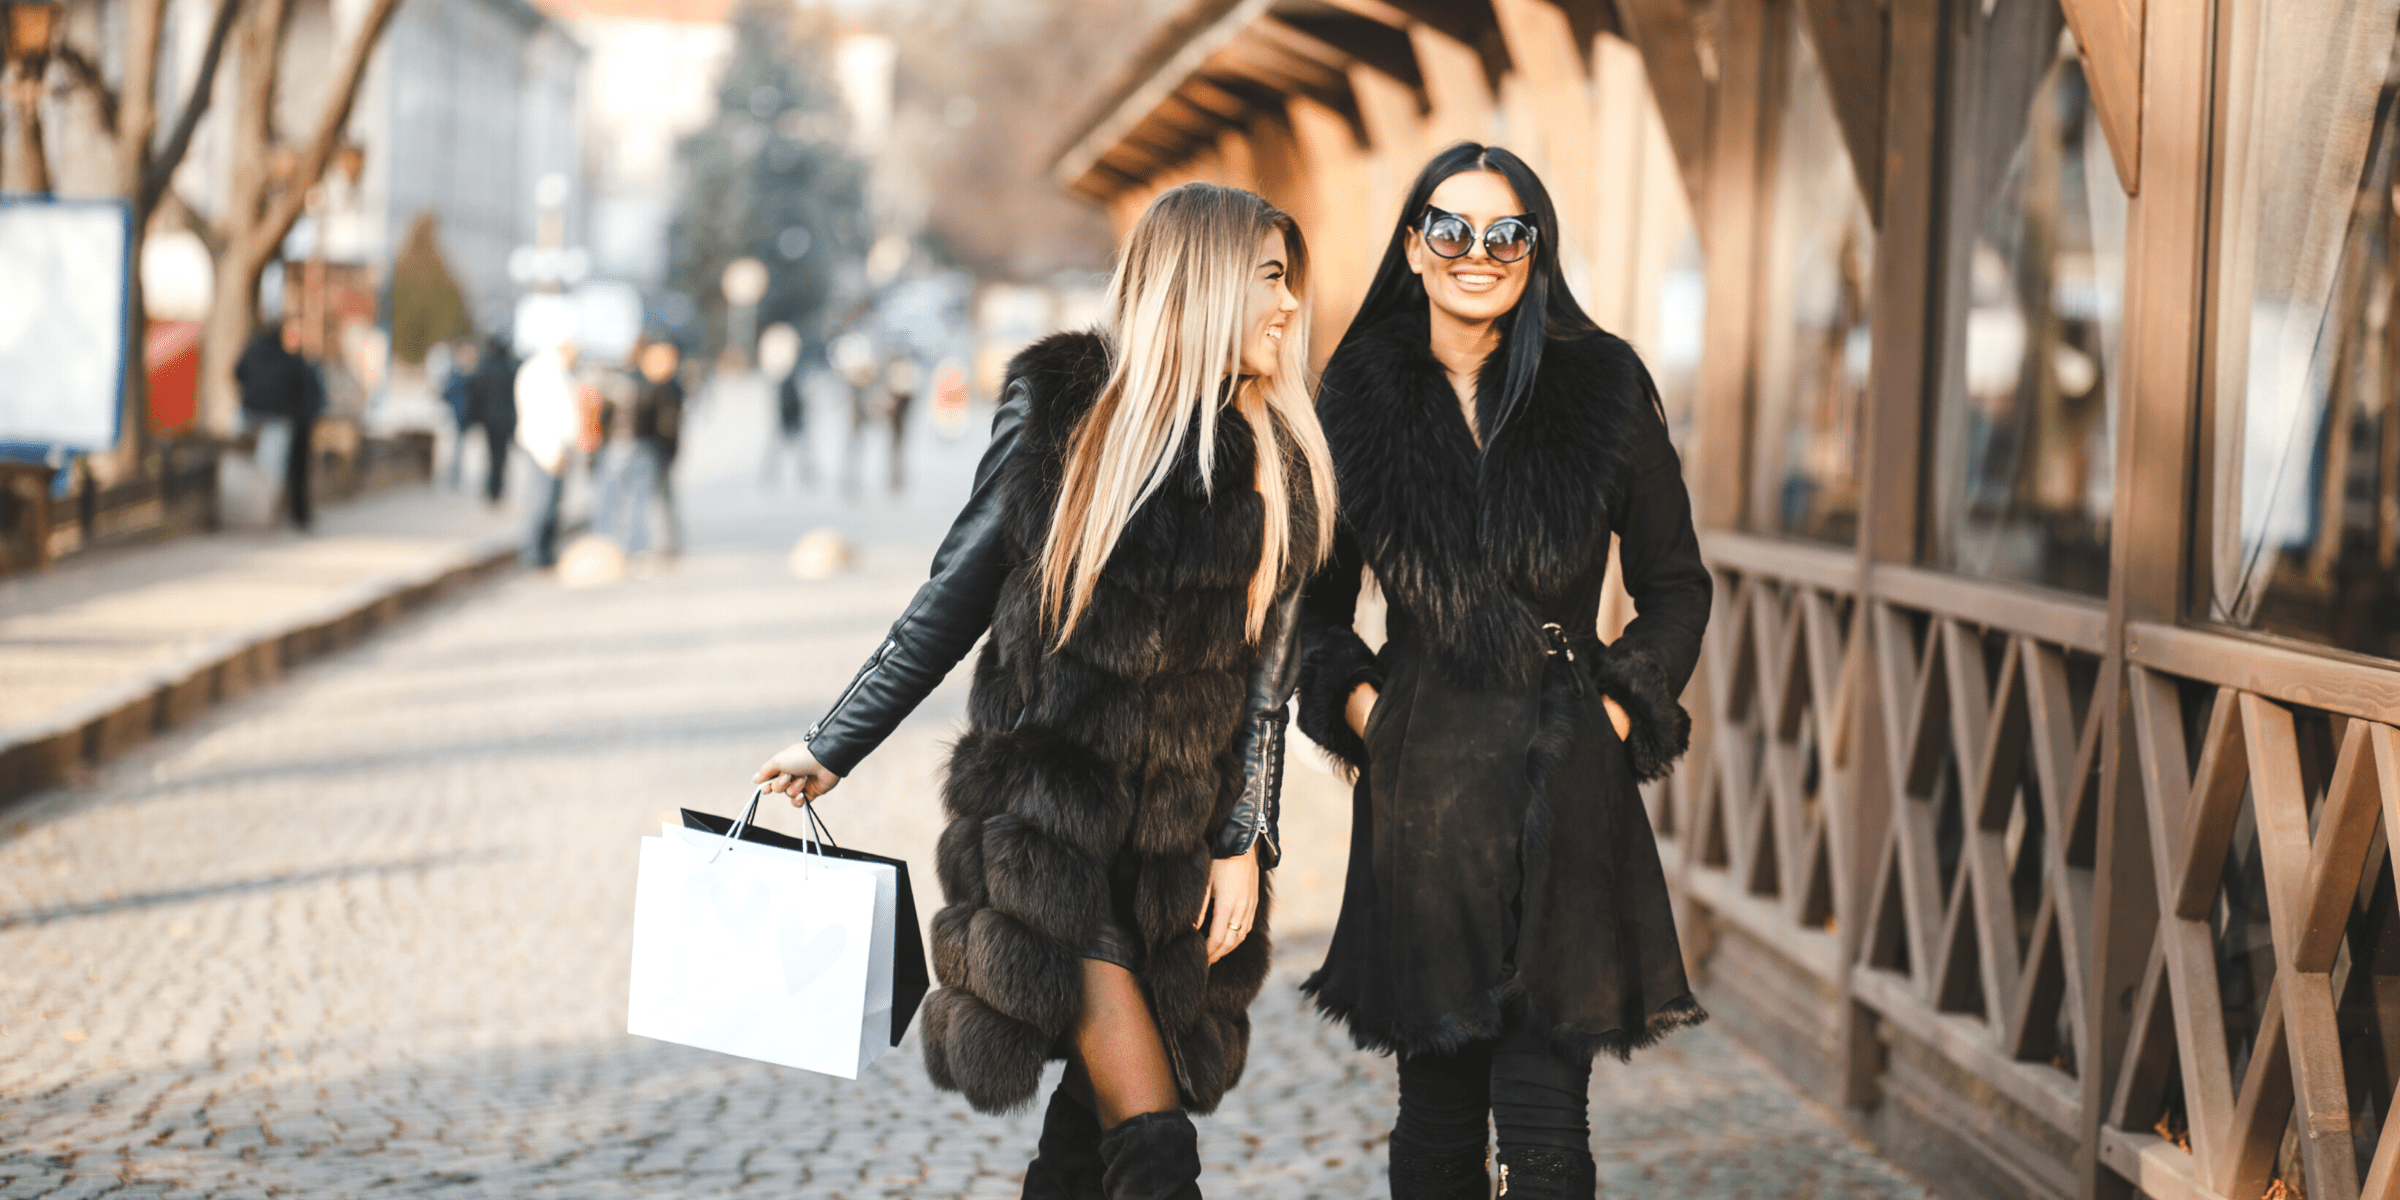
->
[1212,588,1302,868]
[801,385,1030,776]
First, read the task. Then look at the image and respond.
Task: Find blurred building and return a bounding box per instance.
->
[1067,4,2400,1200]
[538,0,736,285]
[362,0,587,321]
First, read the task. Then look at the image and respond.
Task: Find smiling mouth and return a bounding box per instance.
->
[1264,324,1285,340]
[1450,272,1500,289]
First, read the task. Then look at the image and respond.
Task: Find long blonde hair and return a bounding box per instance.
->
[1039,183,1338,647]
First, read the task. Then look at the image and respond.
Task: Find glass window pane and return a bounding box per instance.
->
[1750,19,1873,543]
[2204,13,2400,658]
[1926,11,2123,596]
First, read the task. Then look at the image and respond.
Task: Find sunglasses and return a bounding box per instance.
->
[1418,205,1539,264]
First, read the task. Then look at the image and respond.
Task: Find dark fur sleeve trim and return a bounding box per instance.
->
[1589,641,1692,784]
[1296,627,1381,774]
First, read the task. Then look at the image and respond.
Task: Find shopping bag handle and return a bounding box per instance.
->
[711,787,842,864]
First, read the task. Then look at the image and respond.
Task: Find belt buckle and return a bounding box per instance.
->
[1539,622,1575,662]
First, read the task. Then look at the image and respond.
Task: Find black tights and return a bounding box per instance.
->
[1392,1017,1591,1164]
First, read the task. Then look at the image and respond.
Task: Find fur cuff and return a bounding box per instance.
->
[1588,642,1692,784]
[1296,627,1381,773]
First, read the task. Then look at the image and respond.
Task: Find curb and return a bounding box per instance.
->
[0,533,523,811]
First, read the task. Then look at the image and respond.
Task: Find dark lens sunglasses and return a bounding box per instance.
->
[1419,205,1539,264]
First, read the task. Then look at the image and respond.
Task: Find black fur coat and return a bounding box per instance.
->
[917,331,1307,1114]
[1295,311,1712,1064]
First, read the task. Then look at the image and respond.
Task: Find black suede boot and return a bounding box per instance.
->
[1095,1110,1202,1200]
[1023,1085,1106,1200]
[1493,1146,1595,1198]
[1387,1142,1491,1199]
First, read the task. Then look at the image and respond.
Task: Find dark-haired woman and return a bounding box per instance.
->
[755,183,1339,1200]
[1294,144,1712,1199]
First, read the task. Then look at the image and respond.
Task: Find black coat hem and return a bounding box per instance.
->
[1299,968,1708,1065]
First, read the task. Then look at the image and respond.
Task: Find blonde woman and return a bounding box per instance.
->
[755,183,1337,1200]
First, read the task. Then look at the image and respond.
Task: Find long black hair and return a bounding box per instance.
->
[1335,142,1601,443]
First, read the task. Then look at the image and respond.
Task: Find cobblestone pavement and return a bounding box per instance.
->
[0,377,1934,1199]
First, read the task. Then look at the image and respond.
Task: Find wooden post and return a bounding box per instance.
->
[1841,0,1945,1113]
[1688,0,1772,532]
[2084,0,2215,1194]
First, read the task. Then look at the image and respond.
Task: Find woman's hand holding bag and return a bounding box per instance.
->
[755,743,842,805]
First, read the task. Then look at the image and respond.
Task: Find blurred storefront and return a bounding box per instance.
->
[1063,3,2400,1199]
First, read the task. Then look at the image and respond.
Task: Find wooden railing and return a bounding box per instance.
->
[1683,532,2400,1200]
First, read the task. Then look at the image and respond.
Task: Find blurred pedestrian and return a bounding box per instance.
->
[234,316,325,532]
[592,365,640,549]
[753,183,1335,1200]
[880,351,920,494]
[636,340,687,555]
[441,338,480,491]
[761,356,814,487]
[755,323,810,488]
[838,343,878,499]
[465,333,519,504]
[596,340,685,559]
[515,339,580,568]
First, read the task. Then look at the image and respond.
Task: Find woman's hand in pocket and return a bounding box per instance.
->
[754,743,841,806]
[1196,845,1260,965]
[1345,683,1379,739]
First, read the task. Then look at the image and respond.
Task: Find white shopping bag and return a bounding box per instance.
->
[627,800,901,1079]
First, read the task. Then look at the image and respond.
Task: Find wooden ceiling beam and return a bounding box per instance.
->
[1614,0,1714,213]
[1206,32,1368,135]
[1250,14,1356,73]
[1210,31,1352,95]
[1796,0,1889,224]
[1377,0,1513,92]
[2059,0,2144,193]
[1541,0,1622,71]
[1055,0,1280,196]
[1308,0,1414,31]
[1276,11,1424,91]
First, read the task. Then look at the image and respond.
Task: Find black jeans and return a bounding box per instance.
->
[284,415,315,529]
[523,464,566,568]
[1392,1016,1591,1165]
[482,422,513,502]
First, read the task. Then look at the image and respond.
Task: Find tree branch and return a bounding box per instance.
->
[116,0,169,201]
[141,0,246,217]
[240,0,403,273]
[53,46,121,137]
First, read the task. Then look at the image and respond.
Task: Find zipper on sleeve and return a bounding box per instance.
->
[808,638,899,741]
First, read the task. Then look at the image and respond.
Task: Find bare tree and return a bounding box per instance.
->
[195,0,403,433]
[23,0,404,447]
[3,0,243,463]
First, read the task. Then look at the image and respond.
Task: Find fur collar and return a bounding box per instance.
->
[1317,311,1658,685]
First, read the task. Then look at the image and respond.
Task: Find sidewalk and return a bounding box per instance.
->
[0,483,537,809]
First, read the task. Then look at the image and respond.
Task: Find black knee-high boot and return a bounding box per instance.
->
[1493,1146,1595,1198]
[1388,1142,1491,1199]
[1096,1110,1202,1200]
[1022,1085,1106,1200]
